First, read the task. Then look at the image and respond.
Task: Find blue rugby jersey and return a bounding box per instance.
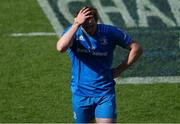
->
[61,24,132,96]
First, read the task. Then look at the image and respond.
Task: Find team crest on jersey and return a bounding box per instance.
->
[100,37,108,45]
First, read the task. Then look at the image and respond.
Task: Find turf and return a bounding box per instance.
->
[0,0,180,123]
[116,83,180,123]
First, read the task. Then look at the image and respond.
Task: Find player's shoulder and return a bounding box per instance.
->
[61,25,82,36]
[60,25,72,36]
[96,24,121,34]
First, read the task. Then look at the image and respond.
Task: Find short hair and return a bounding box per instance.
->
[74,6,98,22]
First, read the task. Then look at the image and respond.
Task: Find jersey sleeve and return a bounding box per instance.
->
[59,25,71,36]
[109,26,132,48]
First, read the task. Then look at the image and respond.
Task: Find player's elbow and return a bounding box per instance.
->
[130,42,143,56]
[135,44,143,56]
[57,45,67,53]
[57,47,65,53]
[56,42,66,53]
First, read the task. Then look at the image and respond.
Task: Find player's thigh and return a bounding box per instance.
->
[72,94,95,123]
[95,94,116,122]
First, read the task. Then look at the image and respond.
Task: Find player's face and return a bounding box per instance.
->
[82,16,97,35]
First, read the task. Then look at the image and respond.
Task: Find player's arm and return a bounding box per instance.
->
[56,23,79,52]
[56,7,93,53]
[112,41,143,78]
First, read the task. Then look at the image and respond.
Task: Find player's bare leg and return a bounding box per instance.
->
[96,118,115,123]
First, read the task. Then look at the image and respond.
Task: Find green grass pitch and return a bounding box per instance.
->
[0,0,180,123]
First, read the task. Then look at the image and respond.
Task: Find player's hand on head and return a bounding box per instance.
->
[74,7,93,25]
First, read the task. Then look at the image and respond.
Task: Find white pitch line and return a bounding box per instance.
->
[115,76,180,84]
[10,32,57,37]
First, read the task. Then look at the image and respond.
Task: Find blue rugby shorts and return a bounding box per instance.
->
[72,93,116,123]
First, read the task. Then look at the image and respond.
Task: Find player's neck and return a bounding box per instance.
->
[82,25,97,36]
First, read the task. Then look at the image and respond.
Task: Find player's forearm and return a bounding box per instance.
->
[112,42,143,78]
[56,22,80,52]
